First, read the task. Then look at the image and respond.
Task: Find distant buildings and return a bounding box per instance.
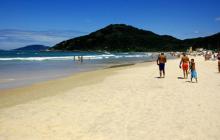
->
[196,48,204,52]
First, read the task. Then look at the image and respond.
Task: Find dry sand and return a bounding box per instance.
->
[0,56,220,140]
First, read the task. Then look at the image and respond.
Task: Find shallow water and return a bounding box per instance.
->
[0,51,159,90]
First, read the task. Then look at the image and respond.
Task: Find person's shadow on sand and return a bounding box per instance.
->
[177,77,184,79]
[185,81,197,83]
[155,77,161,79]
[155,77,164,79]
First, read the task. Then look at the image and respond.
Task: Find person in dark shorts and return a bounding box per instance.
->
[157,53,167,78]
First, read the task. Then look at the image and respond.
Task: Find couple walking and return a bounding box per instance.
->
[157,53,197,82]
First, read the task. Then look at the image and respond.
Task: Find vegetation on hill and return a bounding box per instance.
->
[52,24,220,52]
[183,33,220,50]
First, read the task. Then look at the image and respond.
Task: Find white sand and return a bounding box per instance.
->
[0,56,220,140]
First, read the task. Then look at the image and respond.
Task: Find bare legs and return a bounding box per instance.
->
[218,60,220,73]
[191,77,198,83]
[183,70,188,79]
[160,70,165,78]
[218,62,220,73]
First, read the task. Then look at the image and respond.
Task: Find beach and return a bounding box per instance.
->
[0,56,220,140]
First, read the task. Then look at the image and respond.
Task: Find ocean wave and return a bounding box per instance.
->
[0,54,151,61]
[0,56,75,61]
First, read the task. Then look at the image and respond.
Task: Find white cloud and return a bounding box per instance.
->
[0,29,86,50]
[215,17,220,21]
[194,31,199,34]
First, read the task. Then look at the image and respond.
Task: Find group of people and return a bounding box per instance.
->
[203,51,220,73]
[156,53,198,83]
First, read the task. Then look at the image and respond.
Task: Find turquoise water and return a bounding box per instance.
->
[0,51,156,89]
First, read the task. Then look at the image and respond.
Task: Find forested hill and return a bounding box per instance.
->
[52,24,220,52]
[183,33,220,50]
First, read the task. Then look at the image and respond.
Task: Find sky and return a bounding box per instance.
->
[0,0,219,50]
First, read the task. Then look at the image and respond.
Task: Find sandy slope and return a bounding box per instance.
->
[0,56,220,140]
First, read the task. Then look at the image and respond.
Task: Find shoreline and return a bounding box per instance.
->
[0,61,154,109]
[0,52,159,90]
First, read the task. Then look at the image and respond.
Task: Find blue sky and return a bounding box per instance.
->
[0,0,219,50]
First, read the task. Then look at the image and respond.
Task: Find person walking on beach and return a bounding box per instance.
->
[190,59,198,83]
[217,52,220,73]
[157,53,167,78]
[179,53,190,79]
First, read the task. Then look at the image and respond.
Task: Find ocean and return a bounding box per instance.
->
[0,51,158,90]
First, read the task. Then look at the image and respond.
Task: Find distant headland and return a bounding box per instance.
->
[13,45,50,51]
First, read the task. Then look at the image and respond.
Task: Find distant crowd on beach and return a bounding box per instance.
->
[157,50,220,83]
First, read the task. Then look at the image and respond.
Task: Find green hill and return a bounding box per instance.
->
[183,33,220,50]
[52,24,220,52]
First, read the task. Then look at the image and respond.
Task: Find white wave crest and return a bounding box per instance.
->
[0,54,151,61]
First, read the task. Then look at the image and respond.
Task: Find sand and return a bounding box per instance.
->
[0,56,220,140]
